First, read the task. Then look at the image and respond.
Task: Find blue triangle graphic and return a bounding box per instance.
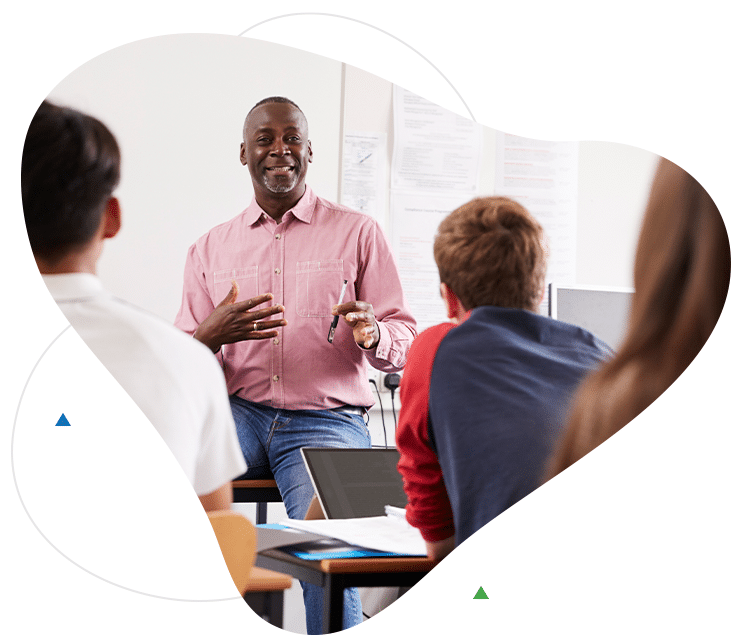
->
[56,413,70,426]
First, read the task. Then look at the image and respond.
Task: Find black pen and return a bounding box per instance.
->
[328,280,348,343]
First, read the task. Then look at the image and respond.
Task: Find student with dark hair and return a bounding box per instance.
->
[396,196,612,561]
[22,101,122,265]
[545,158,730,478]
[22,100,254,511]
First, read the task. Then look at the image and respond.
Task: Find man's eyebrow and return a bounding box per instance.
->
[253,123,303,133]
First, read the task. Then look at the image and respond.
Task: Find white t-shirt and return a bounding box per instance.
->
[43,273,246,496]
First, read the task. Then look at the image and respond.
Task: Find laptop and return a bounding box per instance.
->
[300,447,408,519]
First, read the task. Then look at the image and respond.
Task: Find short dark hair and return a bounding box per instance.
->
[22,100,121,262]
[243,96,307,136]
[433,196,547,311]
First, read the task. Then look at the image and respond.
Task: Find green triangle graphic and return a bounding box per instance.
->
[473,586,489,599]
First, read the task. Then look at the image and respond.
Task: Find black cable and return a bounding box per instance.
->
[390,389,398,431]
[383,374,401,443]
[369,378,389,448]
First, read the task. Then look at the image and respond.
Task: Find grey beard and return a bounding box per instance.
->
[263,172,297,194]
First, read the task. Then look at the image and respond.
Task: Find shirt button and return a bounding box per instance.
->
[275,234,281,240]
[274,268,281,275]
[273,338,280,345]
[273,375,280,382]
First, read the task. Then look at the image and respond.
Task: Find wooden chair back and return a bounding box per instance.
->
[208,510,257,595]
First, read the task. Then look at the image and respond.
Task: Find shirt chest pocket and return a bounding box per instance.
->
[213,266,259,305]
[296,260,344,318]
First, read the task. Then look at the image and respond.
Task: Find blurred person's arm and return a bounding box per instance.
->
[198,482,233,512]
[426,536,455,562]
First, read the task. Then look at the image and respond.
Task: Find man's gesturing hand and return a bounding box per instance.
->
[332,300,380,349]
[194,281,287,353]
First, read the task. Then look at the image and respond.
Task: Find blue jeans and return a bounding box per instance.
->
[230,396,370,634]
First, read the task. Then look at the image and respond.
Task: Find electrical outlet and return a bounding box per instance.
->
[383,373,401,390]
[367,366,384,393]
[373,372,401,393]
[368,370,402,394]
[367,372,385,393]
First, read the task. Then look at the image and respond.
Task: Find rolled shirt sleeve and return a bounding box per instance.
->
[355,216,417,372]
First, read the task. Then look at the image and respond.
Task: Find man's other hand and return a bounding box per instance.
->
[332,300,380,349]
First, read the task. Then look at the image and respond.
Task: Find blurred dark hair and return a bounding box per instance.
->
[433,196,547,311]
[22,100,121,262]
[546,158,730,478]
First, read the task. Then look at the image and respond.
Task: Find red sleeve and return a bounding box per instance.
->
[396,322,455,543]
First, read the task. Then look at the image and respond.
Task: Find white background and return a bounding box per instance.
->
[3,2,730,638]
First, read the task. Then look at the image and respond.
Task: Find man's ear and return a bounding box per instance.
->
[239,142,247,167]
[102,196,121,239]
[440,283,463,322]
[307,140,313,163]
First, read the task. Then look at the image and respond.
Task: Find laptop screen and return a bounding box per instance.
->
[300,447,408,519]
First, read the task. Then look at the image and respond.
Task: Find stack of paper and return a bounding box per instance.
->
[280,513,427,557]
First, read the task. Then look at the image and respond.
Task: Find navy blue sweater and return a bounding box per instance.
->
[397,306,612,546]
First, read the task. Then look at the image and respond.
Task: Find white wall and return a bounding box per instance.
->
[577,142,658,286]
[48,34,343,324]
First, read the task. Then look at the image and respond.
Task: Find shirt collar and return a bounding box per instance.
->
[42,273,106,301]
[242,185,316,226]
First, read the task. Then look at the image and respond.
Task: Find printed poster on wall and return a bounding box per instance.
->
[392,86,482,193]
[495,132,579,314]
[341,131,388,230]
[390,192,474,332]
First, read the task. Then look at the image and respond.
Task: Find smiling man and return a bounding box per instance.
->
[174,96,416,633]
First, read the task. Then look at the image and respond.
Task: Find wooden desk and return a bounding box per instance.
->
[231,479,283,524]
[244,566,293,629]
[256,548,436,633]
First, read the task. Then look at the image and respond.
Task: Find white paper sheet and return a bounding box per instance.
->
[341,131,388,228]
[392,86,482,193]
[280,515,428,557]
[495,132,579,314]
[390,192,472,331]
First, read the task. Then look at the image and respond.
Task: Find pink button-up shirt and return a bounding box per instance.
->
[174,187,417,410]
